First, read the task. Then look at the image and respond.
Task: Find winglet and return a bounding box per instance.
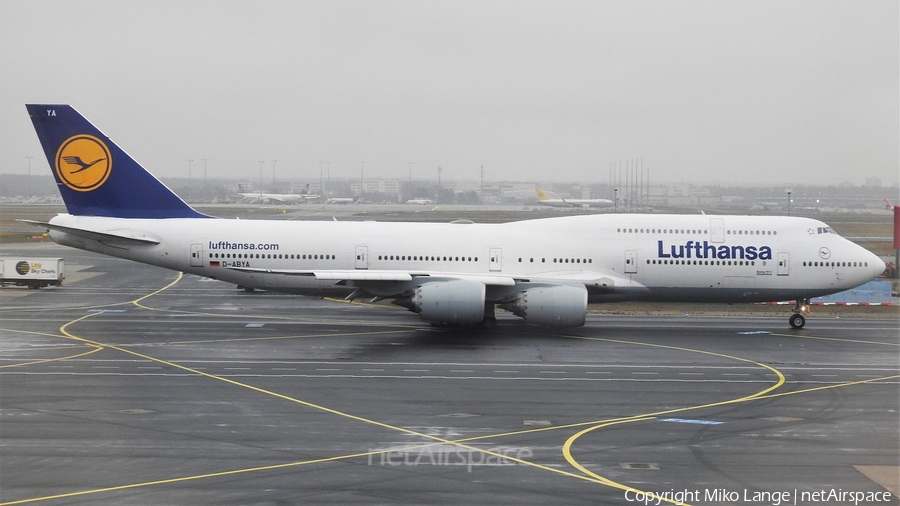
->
[26,105,208,219]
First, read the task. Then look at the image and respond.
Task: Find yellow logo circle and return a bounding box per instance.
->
[55,135,112,192]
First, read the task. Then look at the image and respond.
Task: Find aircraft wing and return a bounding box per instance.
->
[225,266,517,286]
[505,269,636,291]
[18,220,161,245]
[224,266,636,290]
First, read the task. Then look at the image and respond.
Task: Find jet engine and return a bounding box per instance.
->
[499,284,587,327]
[395,279,486,325]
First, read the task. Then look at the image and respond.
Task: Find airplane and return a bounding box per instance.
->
[535,186,613,208]
[326,197,356,205]
[406,199,434,205]
[24,104,884,329]
[297,183,321,200]
[239,192,306,204]
[240,185,317,204]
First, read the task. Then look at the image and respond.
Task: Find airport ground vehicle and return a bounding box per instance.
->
[0,257,64,288]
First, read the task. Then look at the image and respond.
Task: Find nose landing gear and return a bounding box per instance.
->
[789,298,811,329]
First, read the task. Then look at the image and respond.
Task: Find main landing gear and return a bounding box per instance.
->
[428,317,497,330]
[789,298,811,329]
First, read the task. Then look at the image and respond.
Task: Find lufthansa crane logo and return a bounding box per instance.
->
[818,247,831,259]
[55,135,112,192]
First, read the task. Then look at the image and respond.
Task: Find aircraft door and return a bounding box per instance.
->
[710,218,725,243]
[489,248,502,272]
[777,252,790,276]
[190,243,203,267]
[355,246,368,269]
[625,250,638,274]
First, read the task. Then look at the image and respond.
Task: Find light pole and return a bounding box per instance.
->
[480,164,484,203]
[25,156,32,197]
[259,161,264,192]
[202,159,208,200]
[614,187,619,213]
[360,161,365,198]
[786,189,793,216]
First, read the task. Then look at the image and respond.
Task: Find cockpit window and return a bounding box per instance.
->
[816,227,836,235]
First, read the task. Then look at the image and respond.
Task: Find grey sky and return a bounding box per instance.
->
[1,0,897,187]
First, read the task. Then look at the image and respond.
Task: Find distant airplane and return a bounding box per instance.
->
[241,185,318,204]
[298,183,320,200]
[24,104,885,329]
[406,199,434,205]
[240,192,306,204]
[326,197,356,205]
[535,186,613,208]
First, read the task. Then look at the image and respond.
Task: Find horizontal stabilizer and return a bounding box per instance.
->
[18,219,161,245]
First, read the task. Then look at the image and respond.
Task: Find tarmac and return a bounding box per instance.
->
[1,243,898,505]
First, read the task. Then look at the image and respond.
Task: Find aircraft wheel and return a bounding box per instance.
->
[789,313,806,329]
[481,317,497,330]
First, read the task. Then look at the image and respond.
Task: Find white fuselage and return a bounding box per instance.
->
[47,213,883,303]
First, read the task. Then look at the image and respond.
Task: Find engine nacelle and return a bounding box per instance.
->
[406,280,486,325]
[499,284,587,327]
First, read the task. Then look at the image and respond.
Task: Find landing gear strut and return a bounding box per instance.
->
[481,302,497,330]
[789,298,810,329]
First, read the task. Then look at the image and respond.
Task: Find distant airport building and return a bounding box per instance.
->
[647,183,715,208]
[573,185,593,199]
[351,180,400,195]
[661,183,710,197]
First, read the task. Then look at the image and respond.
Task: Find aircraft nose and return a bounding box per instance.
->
[870,252,886,279]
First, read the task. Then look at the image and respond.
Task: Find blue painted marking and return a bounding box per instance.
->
[737,331,771,335]
[245,323,265,328]
[660,418,724,425]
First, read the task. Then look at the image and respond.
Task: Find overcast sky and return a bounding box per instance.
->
[1,0,897,188]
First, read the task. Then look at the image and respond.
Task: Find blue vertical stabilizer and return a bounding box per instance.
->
[27,104,208,218]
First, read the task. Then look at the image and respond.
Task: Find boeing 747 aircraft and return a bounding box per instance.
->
[25,105,884,329]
